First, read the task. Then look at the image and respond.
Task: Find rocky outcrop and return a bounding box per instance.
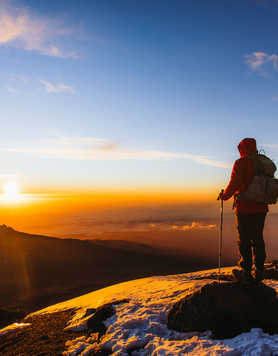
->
[168,281,278,339]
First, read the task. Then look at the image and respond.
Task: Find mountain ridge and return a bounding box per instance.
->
[0,225,214,327]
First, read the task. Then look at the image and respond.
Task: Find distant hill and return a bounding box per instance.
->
[0,225,215,324]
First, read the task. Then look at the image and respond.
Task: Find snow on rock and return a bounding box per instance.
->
[0,322,31,336]
[33,267,278,355]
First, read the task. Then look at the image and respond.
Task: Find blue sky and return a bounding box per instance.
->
[1,0,278,193]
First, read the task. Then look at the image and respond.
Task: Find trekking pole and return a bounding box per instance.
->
[217,189,224,284]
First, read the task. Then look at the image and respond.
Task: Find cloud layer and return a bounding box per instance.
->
[0,135,231,168]
[171,221,216,231]
[0,0,77,58]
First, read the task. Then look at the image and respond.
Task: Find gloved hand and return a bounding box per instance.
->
[217,189,224,201]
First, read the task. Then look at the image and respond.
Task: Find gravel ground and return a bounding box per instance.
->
[0,309,85,356]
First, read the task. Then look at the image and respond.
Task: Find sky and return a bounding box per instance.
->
[1,0,278,244]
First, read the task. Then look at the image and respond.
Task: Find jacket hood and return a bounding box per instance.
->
[238,138,258,157]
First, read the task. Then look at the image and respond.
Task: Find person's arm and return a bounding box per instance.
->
[222,160,242,200]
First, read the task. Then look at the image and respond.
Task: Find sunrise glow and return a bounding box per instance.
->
[0,181,23,203]
[3,182,20,196]
[0,0,277,235]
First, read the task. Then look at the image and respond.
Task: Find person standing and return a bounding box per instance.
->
[220,138,268,282]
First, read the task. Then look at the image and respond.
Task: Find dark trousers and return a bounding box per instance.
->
[235,213,267,271]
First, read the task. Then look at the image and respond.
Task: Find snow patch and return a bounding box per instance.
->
[223,328,278,355]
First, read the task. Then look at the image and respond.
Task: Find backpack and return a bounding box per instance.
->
[237,154,278,204]
[253,154,276,177]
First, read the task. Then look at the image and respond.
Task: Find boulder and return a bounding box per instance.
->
[87,299,129,338]
[167,281,278,339]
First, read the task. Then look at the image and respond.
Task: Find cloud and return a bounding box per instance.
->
[0,135,231,168]
[73,212,218,234]
[98,142,121,151]
[245,52,278,71]
[171,221,216,231]
[40,80,75,94]
[6,86,17,93]
[0,0,78,58]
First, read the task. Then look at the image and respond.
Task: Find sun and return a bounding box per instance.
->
[3,182,20,198]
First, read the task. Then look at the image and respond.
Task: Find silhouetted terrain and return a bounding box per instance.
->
[0,225,216,327]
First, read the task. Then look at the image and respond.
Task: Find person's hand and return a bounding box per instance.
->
[217,189,224,201]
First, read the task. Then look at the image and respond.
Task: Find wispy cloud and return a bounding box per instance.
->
[114,220,217,232]
[0,135,231,168]
[6,86,18,93]
[171,221,216,231]
[245,52,278,71]
[40,80,75,94]
[0,0,78,58]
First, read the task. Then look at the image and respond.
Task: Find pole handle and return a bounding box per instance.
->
[217,189,224,201]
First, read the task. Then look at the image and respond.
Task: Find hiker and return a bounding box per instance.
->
[220,138,270,282]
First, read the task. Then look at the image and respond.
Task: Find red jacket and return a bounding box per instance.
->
[222,138,268,214]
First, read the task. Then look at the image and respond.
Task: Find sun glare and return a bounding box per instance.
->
[3,182,20,198]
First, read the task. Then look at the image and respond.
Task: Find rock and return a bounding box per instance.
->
[87,299,129,338]
[167,281,278,339]
[87,304,114,337]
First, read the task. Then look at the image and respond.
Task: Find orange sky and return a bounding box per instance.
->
[1,188,278,264]
[0,187,223,232]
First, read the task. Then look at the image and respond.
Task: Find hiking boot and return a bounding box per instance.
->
[252,269,264,282]
[232,268,253,283]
